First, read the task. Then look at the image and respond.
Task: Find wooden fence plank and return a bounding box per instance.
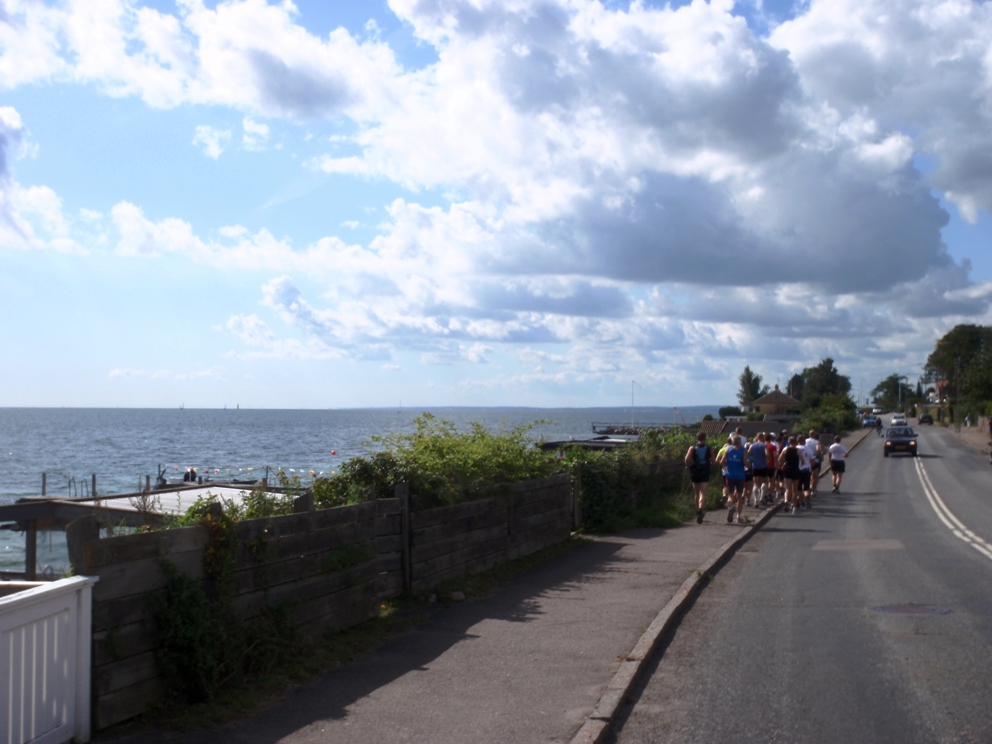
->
[507,494,569,523]
[412,535,507,583]
[413,523,508,564]
[93,590,163,632]
[375,513,401,536]
[375,498,401,516]
[414,507,508,544]
[233,501,372,542]
[232,519,374,570]
[86,525,209,569]
[230,560,379,620]
[92,549,204,603]
[509,507,572,536]
[95,675,166,731]
[95,650,159,695]
[375,534,402,554]
[93,618,158,668]
[411,497,500,529]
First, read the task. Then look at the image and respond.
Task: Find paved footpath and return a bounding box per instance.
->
[104,428,871,744]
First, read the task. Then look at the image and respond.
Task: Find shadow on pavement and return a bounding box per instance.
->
[98,535,645,744]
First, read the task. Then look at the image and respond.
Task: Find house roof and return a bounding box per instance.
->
[750,388,800,407]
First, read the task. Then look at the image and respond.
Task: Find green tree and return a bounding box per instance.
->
[787,372,804,402]
[737,365,770,408]
[794,358,852,410]
[925,324,992,417]
[871,374,914,411]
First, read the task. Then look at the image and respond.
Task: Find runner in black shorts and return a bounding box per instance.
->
[828,435,849,493]
[685,431,713,523]
[777,435,801,513]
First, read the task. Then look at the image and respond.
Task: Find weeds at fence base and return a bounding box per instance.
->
[108,536,589,737]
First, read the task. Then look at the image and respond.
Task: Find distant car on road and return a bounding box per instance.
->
[884,427,918,457]
[863,415,878,428]
[918,413,934,425]
[891,413,907,426]
[872,407,884,414]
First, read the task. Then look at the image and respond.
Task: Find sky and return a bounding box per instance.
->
[1,0,991,410]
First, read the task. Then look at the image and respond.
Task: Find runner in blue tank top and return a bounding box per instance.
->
[748,433,769,508]
[718,436,750,523]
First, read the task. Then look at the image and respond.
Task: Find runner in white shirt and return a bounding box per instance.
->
[797,434,812,510]
[805,430,824,496]
[828,435,849,493]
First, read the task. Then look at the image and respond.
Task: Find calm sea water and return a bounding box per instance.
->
[0,406,716,571]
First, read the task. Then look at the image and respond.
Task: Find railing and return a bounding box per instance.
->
[0,576,98,744]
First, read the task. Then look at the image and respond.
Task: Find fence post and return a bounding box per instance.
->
[66,514,100,576]
[293,491,315,512]
[396,482,412,594]
[572,470,582,531]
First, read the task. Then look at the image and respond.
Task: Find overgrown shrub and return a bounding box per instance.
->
[313,414,561,508]
[567,429,697,532]
[154,507,299,704]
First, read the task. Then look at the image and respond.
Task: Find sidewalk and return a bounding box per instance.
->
[947,416,991,456]
[103,428,872,744]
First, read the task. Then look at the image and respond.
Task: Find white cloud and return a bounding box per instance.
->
[0,109,86,254]
[3,0,992,397]
[110,366,224,381]
[241,116,269,151]
[192,124,231,159]
[770,0,992,221]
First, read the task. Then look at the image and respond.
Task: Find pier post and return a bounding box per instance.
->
[92,473,97,497]
[42,472,47,496]
[146,474,151,492]
[24,520,38,580]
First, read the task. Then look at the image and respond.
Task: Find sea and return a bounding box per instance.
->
[0,406,717,573]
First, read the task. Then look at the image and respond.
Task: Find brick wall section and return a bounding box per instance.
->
[74,472,574,730]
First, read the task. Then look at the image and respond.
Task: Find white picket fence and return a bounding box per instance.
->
[1,576,98,744]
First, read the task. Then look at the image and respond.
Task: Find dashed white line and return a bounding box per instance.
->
[914,458,992,562]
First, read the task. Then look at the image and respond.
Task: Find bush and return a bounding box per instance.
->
[567,428,697,532]
[313,414,561,508]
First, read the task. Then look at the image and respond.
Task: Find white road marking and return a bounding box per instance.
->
[914,458,992,562]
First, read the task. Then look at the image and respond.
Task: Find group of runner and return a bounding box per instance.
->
[685,427,850,524]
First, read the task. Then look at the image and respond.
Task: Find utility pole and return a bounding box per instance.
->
[955,357,961,432]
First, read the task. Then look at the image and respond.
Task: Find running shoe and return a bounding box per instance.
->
[727,507,734,523]
[696,509,704,524]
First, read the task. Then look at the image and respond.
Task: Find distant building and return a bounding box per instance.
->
[748,385,800,416]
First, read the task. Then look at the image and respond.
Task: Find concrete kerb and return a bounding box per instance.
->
[569,425,873,744]
[569,503,782,744]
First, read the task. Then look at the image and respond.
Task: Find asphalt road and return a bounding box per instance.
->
[610,425,992,744]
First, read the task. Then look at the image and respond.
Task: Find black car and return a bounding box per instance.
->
[918,413,934,425]
[884,427,918,457]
